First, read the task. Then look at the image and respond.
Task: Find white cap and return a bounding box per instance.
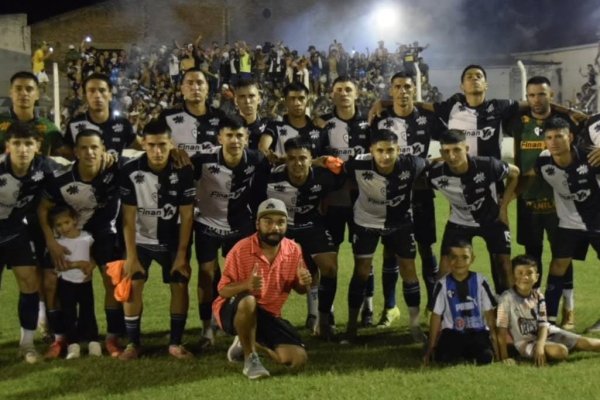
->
[257,198,288,219]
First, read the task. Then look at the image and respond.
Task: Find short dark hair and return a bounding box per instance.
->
[234,77,260,91]
[511,254,538,272]
[370,129,398,145]
[48,204,78,227]
[283,82,309,97]
[331,75,355,87]
[439,129,466,144]
[526,76,551,87]
[445,239,473,253]
[83,72,112,92]
[142,118,171,137]
[460,64,487,82]
[181,68,206,81]
[390,71,415,84]
[544,117,570,133]
[218,114,246,132]
[5,121,40,142]
[284,136,313,153]
[75,129,104,146]
[10,71,39,86]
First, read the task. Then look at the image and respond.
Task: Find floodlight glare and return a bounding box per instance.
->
[373,4,400,29]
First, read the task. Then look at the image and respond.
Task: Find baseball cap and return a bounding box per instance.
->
[257,198,288,219]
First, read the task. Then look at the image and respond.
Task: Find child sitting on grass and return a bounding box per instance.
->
[497,255,600,366]
[424,241,498,366]
[48,204,101,359]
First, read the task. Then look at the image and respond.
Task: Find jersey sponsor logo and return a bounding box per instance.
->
[112,137,122,142]
[177,142,212,152]
[517,317,537,335]
[209,118,219,126]
[368,194,405,207]
[520,141,545,150]
[559,189,591,202]
[455,197,485,212]
[137,203,176,219]
[463,127,495,141]
[210,187,245,200]
[358,121,370,130]
[400,143,425,155]
[291,204,314,214]
[272,184,287,192]
[14,194,35,209]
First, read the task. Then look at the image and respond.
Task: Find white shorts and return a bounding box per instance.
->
[519,326,580,358]
[36,71,49,83]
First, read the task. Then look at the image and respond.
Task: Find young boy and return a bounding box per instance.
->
[497,255,600,366]
[48,204,101,359]
[424,241,498,366]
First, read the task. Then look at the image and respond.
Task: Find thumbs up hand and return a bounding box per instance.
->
[297,260,312,287]
[249,263,263,292]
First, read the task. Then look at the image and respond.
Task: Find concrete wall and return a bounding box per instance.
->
[0,15,32,96]
[30,0,226,62]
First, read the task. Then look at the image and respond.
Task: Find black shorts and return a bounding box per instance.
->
[352,224,416,259]
[194,222,254,264]
[441,221,511,255]
[220,293,304,350]
[137,244,189,284]
[287,225,336,256]
[516,198,559,249]
[0,230,38,268]
[553,228,600,260]
[323,205,354,246]
[412,189,436,246]
[435,329,493,364]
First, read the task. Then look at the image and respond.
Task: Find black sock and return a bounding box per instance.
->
[348,275,367,309]
[18,292,39,330]
[199,303,212,322]
[318,276,337,313]
[170,314,187,345]
[563,263,574,290]
[105,307,125,336]
[421,254,439,303]
[402,281,421,308]
[382,257,399,309]
[545,274,563,323]
[124,315,141,346]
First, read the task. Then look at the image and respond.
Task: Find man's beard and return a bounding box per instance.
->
[259,232,284,247]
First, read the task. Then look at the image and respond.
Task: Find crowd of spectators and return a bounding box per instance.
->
[56,37,440,130]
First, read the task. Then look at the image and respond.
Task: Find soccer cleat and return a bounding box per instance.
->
[339,324,358,345]
[227,336,244,363]
[243,353,270,380]
[44,339,66,359]
[560,308,575,331]
[66,343,81,360]
[410,326,428,344]
[105,336,123,358]
[37,320,53,344]
[168,344,194,360]
[88,341,103,357]
[20,346,41,364]
[360,308,374,327]
[305,314,318,333]
[376,306,401,328]
[585,319,600,334]
[118,344,140,361]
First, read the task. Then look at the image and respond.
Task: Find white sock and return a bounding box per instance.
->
[20,328,35,347]
[203,326,214,339]
[364,297,373,312]
[38,301,47,325]
[408,306,420,327]
[563,289,575,311]
[307,286,319,316]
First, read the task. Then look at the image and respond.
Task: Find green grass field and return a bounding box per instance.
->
[1,196,600,400]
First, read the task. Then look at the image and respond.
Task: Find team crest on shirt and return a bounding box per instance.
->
[173,115,184,124]
[32,171,44,182]
[279,127,288,137]
[359,121,369,129]
[309,130,320,140]
[244,165,255,175]
[273,184,286,192]
[543,166,556,176]
[208,165,221,174]
[169,173,179,184]
[75,123,88,132]
[486,104,495,113]
[436,177,449,189]
[103,173,114,184]
[577,164,589,175]
[112,123,123,133]
[454,317,466,331]
[383,119,394,129]
[134,172,145,184]
[473,172,485,184]
[66,184,79,195]
[310,184,322,193]
[343,133,349,144]
[209,118,219,126]
[399,171,411,181]
[416,116,427,126]
[362,171,374,181]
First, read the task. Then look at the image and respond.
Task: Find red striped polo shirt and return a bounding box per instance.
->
[212,232,303,328]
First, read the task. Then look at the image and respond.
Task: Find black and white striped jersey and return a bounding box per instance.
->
[264,115,326,157]
[192,148,269,235]
[434,94,519,159]
[536,146,600,232]
[43,162,120,233]
[578,113,600,148]
[371,106,442,158]
[0,154,54,242]
[158,104,226,156]
[320,109,370,207]
[266,165,345,229]
[119,155,195,248]
[64,111,136,158]
[427,156,509,227]
[345,154,427,231]
[246,116,269,151]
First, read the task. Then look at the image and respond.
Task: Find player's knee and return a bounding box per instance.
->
[319,262,337,278]
[547,343,569,360]
[237,294,257,313]
[287,347,308,369]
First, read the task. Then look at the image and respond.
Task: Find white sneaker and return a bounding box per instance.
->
[227,336,244,363]
[88,341,102,357]
[66,343,81,360]
[19,346,40,364]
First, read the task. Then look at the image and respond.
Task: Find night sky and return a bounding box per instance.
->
[1,0,598,53]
